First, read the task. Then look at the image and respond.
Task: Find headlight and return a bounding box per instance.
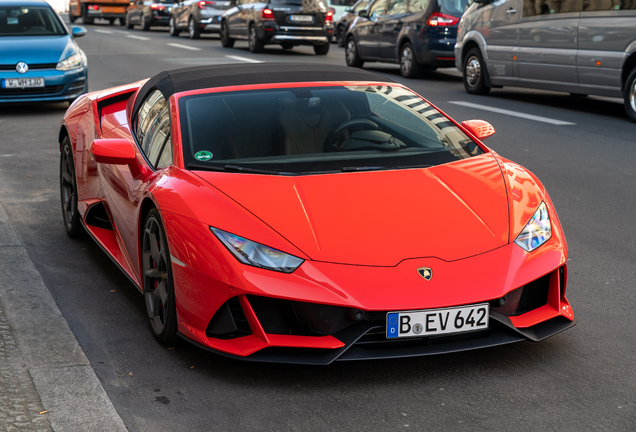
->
[514,202,552,252]
[210,227,304,273]
[56,53,83,71]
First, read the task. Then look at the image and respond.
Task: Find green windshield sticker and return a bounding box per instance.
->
[194,151,213,161]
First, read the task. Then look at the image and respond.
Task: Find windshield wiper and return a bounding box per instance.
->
[188,163,282,175]
[341,165,432,172]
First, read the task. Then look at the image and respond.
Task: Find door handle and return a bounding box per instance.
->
[507,8,517,15]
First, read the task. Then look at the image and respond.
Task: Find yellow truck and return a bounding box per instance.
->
[68,0,130,25]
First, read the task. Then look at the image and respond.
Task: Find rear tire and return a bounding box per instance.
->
[463,47,491,95]
[60,136,84,238]
[399,42,421,78]
[108,18,115,24]
[345,36,363,68]
[624,67,636,123]
[188,17,201,39]
[220,21,234,47]
[141,14,151,31]
[314,43,329,55]
[248,24,263,53]
[142,209,179,345]
[281,42,294,50]
[169,16,180,36]
[125,13,134,29]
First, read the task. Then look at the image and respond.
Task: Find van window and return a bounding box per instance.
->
[409,0,430,12]
[523,0,581,16]
[582,0,636,11]
[385,0,407,15]
[438,0,468,16]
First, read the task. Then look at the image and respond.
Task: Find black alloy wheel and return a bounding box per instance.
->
[169,16,180,36]
[336,25,345,47]
[623,67,636,123]
[188,17,201,39]
[248,24,264,53]
[399,42,422,78]
[142,209,179,344]
[125,13,134,29]
[60,136,84,238]
[345,36,363,68]
[141,13,151,31]
[463,47,491,95]
[220,21,234,47]
[314,43,329,55]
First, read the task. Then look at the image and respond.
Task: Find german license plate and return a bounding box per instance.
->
[386,303,489,338]
[290,15,313,22]
[2,78,45,89]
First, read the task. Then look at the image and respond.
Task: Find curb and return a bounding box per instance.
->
[0,200,127,431]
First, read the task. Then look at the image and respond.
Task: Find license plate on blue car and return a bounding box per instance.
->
[2,78,45,88]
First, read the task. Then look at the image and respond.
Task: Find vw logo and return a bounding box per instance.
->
[417,267,433,281]
[16,62,29,74]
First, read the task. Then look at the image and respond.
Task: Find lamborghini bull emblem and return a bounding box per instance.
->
[417,267,433,281]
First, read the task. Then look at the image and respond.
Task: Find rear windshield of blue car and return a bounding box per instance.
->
[179,85,483,175]
[0,6,66,36]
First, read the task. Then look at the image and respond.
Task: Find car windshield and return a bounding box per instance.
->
[0,6,67,36]
[179,85,483,175]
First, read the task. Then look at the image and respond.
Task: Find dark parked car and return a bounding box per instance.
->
[335,0,368,47]
[345,0,467,77]
[170,0,232,39]
[220,0,334,54]
[125,0,172,30]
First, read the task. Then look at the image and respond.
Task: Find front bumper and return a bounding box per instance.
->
[0,67,87,103]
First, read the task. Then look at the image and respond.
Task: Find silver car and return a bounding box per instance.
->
[455,0,636,122]
[170,0,231,38]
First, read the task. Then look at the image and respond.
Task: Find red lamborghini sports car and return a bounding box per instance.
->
[59,63,575,364]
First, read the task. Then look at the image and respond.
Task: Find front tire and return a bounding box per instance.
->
[248,24,264,53]
[142,209,179,344]
[623,67,636,123]
[188,17,201,39]
[314,43,329,55]
[125,13,134,29]
[141,13,151,31]
[399,42,421,78]
[336,25,345,47]
[345,36,363,68]
[169,16,180,36]
[220,20,234,47]
[60,136,84,238]
[463,47,491,95]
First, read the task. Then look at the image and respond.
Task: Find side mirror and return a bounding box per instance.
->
[71,26,87,38]
[90,139,137,165]
[460,119,495,140]
[358,10,368,17]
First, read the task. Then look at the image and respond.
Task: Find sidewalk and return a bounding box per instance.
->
[0,201,126,431]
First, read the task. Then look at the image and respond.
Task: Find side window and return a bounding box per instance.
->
[408,0,429,13]
[368,0,388,19]
[582,0,635,11]
[354,0,369,11]
[135,90,173,169]
[523,0,581,16]
[385,0,407,15]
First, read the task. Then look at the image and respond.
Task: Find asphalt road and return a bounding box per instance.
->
[0,18,634,431]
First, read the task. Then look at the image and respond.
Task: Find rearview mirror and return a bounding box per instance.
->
[460,120,495,140]
[90,139,137,165]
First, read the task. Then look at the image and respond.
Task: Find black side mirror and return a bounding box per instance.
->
[358,10,368,17]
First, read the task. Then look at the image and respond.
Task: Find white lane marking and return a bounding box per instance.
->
[126,35,151,41]
[94,29,113,34]
[448,101,576,126]
[167,43,201,51]
[225,55,264,64]
[0,154,14,157]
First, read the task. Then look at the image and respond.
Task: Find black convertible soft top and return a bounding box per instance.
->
[132,63,393,115]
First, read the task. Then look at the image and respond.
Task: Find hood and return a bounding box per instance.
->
[194,154,510,266]
[0,36,71,65]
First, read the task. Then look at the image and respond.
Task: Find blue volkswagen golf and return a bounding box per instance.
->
[0,0,88,104]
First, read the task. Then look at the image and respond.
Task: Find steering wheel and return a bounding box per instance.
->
[324,118,380,152]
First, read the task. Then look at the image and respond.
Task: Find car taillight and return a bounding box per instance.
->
[88,5,99,10]
[427,12,459,26]
[150,3,159,9]
[260,8,275,21]
[325,10,333,23]
[198,1,215,8]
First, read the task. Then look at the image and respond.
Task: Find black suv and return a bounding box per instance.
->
[220,0,334,54]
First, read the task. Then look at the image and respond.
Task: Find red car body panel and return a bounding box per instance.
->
[59,73,575,363]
